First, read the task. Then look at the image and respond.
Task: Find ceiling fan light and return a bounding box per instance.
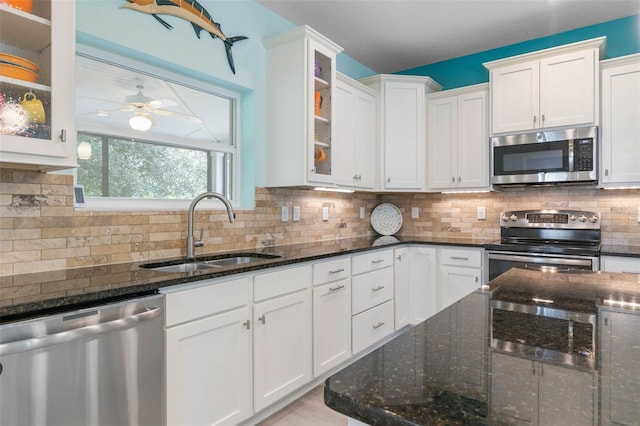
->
[129,113,153,131]
[77,141,92,160]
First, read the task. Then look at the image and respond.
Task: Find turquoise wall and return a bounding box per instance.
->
[398,14,640,90]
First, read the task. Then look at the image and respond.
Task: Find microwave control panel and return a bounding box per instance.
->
[574,138,594,171]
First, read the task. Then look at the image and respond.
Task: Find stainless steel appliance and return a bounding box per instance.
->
[491,126,597,185]
[0,294,164,426]
[486,209,600,281]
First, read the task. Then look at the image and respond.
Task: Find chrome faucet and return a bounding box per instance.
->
[187,192,235,259]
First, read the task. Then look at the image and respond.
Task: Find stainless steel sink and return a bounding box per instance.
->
[140,253,281,273]
[147,262,219,273]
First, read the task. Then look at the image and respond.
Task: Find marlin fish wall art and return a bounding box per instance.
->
[120,0,248,74]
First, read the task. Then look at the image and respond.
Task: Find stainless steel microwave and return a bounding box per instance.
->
[491,126,597,185]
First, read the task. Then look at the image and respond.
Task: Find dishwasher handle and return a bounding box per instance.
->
[0,306,162,356]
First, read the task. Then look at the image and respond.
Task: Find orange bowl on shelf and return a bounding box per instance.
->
[0,63,38,82]
[1,0,33,13]
[0,53,39,73]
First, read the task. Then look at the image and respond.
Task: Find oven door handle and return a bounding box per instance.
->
[487,253,593,267]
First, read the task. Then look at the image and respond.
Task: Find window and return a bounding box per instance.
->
[74,53,240,209]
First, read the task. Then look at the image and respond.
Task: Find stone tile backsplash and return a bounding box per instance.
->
[2,168,640,279]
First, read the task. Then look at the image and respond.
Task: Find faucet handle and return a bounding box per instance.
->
[194,228,205,248]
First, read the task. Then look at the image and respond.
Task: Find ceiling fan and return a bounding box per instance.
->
[94,78,203,131]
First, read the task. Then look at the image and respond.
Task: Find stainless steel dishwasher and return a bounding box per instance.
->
[0,294,164,426]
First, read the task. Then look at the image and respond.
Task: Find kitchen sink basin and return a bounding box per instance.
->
[140,253,281,273]
[146,262,219,273]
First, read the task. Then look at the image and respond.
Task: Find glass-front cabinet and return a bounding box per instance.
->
[0,0,76,170]
[264,26,342,187]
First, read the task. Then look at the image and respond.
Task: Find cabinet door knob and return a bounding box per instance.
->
[533,115,537,126]
[605,169,609,177]
[243,320,251,330]
[541,114,545,124]
[387,177,391,183]
[258,315,266,324]
[451,176,455,183]
[59,129,66,142]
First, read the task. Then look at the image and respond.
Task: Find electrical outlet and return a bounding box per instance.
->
[360,207,365,219]
[637,207,640,223]
[293,206,301,222]
[477,206,486,220]
[322,206,329,221]
[411,207,419,219]
[281,206,289,222]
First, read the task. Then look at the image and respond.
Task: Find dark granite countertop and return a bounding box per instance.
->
[325,268,640,425]
[601,244,640,258]
[0,235,487,322]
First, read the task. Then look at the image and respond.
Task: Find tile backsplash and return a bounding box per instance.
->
[2,168,640,277]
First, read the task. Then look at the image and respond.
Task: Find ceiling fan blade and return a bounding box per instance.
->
[149,98,178,108]
[150,108,203,123]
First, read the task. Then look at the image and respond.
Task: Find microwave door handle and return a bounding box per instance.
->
[488,253,593,267]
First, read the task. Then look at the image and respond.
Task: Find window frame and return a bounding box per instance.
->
[74,48,242,212]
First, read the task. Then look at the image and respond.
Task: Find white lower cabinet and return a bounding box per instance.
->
[164,277,252,426]
[253,266,313,413]
[490,352,595,425]
[393,247,410,329]
[600,255,640,273]
[352,300,394,354]
[313,278,352,376]
[409,246,437,323]
[600,309,640,426]
[437,247,483,311]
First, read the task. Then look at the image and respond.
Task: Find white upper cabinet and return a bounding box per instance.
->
[485,37,604,135]
[264,26,342,187]
[0,0,76,170]
[360,74,441,191]
[333,73,377,189]
[600,54,640,187]
[427,84,489,191]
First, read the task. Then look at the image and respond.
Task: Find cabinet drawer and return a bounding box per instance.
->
[254,264,312,302]
[165,277,250,327]
[313,257,351,285]
[352,267,394,315]
[439,247,482,268]
[352,300,394,354]
[352,249,393,275]
[601,256,640,273]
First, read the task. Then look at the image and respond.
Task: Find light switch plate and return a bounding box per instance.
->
[360,207,365,219]
[322,206,329,221]
[477,206,486,220]
[281,206,289,222]
[293,206,300,222]
[411,207,419,219]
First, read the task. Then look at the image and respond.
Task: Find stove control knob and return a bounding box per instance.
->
[569,215,577,221]
[501,214,510,222]
[589,215,598,223]
[579,215,588,222]
[510,214,518,222]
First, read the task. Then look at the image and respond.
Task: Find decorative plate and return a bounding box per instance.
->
[371,203,403,235]
[372,235,400,246]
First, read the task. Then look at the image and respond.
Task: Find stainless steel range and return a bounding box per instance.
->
[486,209,600,281]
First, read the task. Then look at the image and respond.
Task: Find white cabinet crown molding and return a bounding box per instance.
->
[263,24,343,54]
[482,36,606,70]
[600,52,640,69]
[359,73,442,93]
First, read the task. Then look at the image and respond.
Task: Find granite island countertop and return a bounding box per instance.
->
[0,235,488,322]
[325,268,640,425]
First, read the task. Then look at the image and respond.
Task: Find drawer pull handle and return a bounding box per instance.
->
[371,259,385,264]
[371,286,385,292]
[372,322,385,329]
[258,315,266,325]
[329,268,345,274]
[329,285,345,292]
[450,256,469,261]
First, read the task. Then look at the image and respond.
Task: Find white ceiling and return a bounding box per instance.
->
[257,0,640,74]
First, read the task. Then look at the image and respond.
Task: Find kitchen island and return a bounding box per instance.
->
[324,268,640,425]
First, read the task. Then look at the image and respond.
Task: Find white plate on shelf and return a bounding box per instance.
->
[371,203,403,236]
